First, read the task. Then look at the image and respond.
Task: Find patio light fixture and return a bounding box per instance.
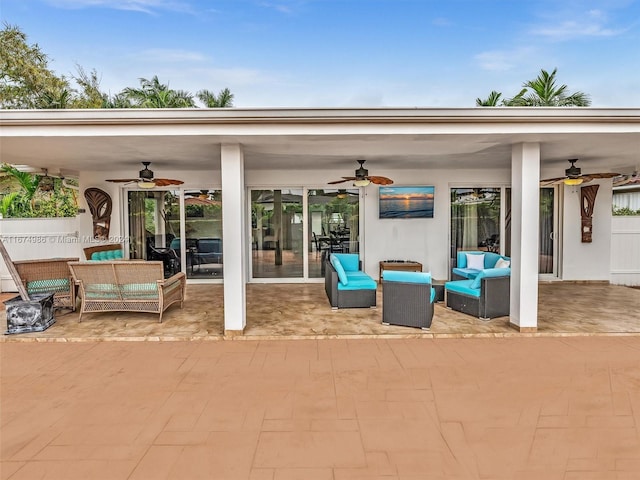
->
[137,180,156,189]
[353,179,370,187]
[563,177,583,186]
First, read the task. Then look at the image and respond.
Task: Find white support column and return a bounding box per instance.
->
[221,144,246,335]
[510,143,540,332]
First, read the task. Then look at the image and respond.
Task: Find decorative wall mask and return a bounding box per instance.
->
[84,188,112,240]
[580,184,599,243]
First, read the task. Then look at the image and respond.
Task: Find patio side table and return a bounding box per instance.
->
[379,261,422,283]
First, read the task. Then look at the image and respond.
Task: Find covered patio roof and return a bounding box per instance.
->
[1,107,639,177]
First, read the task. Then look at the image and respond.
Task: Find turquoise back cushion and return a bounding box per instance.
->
[456,251,510,269]
[383,270,431,284]
[333,253,359,272]
[470,267,511,289]
[330,254,349,285]
[91,249,123,261]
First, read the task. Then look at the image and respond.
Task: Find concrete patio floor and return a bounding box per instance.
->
[1,282,640,341]
[2,283,640,479]
[2,336,640,479]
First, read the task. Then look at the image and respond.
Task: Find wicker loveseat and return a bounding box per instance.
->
[12,258,79,311]
[67,260,185,323]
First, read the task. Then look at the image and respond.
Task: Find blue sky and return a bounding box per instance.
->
[2,0,639,107]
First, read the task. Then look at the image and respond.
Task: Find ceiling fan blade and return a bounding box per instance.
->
[153,178,184,186]
[540,176,568,186]
[105,179,138,183]
[368,176,394,185]
[328,177,355,185]
[588,172,621,179]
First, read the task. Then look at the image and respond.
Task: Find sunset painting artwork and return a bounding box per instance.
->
[379,186,435,219]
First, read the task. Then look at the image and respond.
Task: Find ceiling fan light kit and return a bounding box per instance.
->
[563,178,583,186]
[353,179,371,187]
[137,181,156,189]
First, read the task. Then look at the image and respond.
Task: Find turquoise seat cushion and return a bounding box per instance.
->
[452,267,481,279]
[26,278,70,294]
[430,287,436,303]
[332,253,359,272]
[345,271,373,282]
[470,268,511,289]
[91,249,123,261]
[330,254,349,285]
[337,276,377,291]
[383,270,431,284]
[445,279,480,298]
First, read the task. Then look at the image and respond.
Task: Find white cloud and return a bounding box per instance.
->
[474,47,540,72]
[44,0,194,14]
[530,9,625,40]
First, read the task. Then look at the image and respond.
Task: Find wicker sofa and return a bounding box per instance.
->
[324,253,377,309]
[12,258,79,311]
[67,260,185,323]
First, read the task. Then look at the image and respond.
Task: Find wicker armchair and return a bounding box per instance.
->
[382,270,435,329]
[68,260,185,323]
[12,258,79,311]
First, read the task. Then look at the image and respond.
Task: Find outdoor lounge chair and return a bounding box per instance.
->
[382,270,435,329]
[12,257,79,311]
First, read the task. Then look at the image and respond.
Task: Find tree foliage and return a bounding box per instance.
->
[1,24,236,110]
[0,23,69,109]
[0,164,78,218]
[476,68,591,107]
[197,88,234,108]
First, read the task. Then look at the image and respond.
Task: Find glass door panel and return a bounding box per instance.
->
[450,188,501,269]
[128,190,180,278]
[539,188,555,274]
[251,189,303,279]
[182,189,223,279]
[504,187,557,275]
[307,189,359,278]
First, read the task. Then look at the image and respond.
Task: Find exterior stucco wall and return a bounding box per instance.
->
[560,180,613,281]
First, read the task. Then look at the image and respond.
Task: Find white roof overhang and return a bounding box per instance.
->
[1,107,639,176]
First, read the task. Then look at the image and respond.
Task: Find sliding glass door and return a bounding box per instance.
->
[450,188,502,269]
[251,189,304,279]
[307,189,359,278]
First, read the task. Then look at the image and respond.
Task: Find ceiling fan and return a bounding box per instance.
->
[328,160,393,187]
[106,162,184,189]
[613,169,639,188]
[540,159,620,187]
[184,189,220,205]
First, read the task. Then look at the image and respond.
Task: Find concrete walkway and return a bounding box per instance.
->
[2,336,640,479]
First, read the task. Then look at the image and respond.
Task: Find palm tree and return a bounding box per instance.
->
[477,68,591,107]
[475,90,503,106]
[121,76,195,108]
[0,163,40,214]
[197,88,234,108]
